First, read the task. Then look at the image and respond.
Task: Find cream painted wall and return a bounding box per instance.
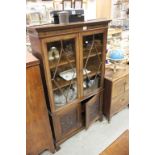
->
[84,0,96,20]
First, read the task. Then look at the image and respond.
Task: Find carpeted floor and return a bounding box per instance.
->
[42,108,129,155]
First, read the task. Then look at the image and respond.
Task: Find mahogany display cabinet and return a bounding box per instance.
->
[27,19,111,149]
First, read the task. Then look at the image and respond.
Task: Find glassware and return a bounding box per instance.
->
[54,84,77,107]
[65,44,74,57]
[48,47,60,61]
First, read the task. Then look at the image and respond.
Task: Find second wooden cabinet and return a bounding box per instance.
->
[28,19,111,148]
[103,66,129,121]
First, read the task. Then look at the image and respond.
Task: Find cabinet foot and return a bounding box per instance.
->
[55,145,61,151]
[108,117,111,123]
[99,115,103,122]
[40,150,55,155]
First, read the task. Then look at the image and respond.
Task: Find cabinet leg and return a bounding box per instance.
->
[99,115,103,122]
[40,150,55,155]
[108,117,111,123]
[55,145,61,151]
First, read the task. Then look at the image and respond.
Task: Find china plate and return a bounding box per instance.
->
[59,68,91,81]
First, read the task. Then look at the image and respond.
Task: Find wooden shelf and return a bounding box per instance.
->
[49,54,76,69]
[83,71,101,79]
[52,78,77,91]
[52,64,101,91]
[84,64,101,79]
[85,72,96,78]
[49,49,102,69]
[83,49,102,59]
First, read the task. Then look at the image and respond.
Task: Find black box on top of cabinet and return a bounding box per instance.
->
[50,9,84,24]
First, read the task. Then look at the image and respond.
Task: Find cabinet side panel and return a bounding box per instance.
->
[26,65,55,155]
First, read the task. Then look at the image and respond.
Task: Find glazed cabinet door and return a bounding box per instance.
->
[85,94,101,129]
[52,103,82,142]
[42,34,80,111]
[79,29,107,97]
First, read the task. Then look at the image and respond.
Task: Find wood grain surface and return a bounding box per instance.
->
[26,52,55,155]
[99,130,129,155]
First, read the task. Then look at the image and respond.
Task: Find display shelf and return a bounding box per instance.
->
[84,85,99,95]
[49,49,102,69]
[83,65,101,79]
[83,75,101,95]
[51,64,101,91]
[83,71,101,80]
[83,47,102,59]
[49,54,75,69]
[52,78,77,91]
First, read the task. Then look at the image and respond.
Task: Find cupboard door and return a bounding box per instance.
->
[52,103,82,142]
[111,90,129,116]
[80,30,106,97]
[42,34,80,111]
[85,94,101,129]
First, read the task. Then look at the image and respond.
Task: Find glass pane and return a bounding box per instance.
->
[83,33,103,96]
[47,38,78,109]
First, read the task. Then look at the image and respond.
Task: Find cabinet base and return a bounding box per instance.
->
[55,126,85,151]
